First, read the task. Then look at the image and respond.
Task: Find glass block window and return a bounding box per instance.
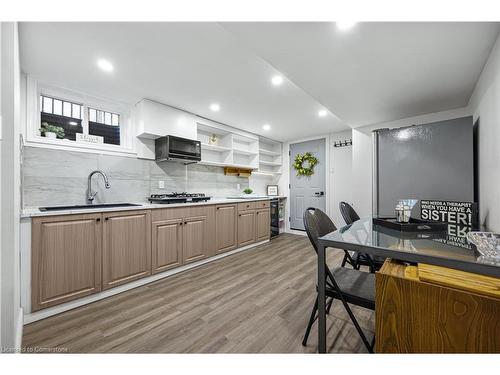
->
[40,95,83,141]
[88,108,121,145]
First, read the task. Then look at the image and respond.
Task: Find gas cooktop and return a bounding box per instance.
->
[148,193,211,204]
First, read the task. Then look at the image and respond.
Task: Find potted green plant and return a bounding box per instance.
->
[243,188,253,195]
[40,122,65,139]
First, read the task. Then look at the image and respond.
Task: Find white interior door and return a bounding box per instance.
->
[289,139,326,231]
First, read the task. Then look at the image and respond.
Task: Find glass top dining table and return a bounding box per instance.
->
[314,217,500,353]
[319,217,500,277]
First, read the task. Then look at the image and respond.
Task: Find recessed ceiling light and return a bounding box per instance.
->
[271,75,284,86]
[262,124,271,131]
[336,21,357,31]
[68,121,78,126]
[318,109,328,117]
[210,103,220,112]
[97,58,114,73]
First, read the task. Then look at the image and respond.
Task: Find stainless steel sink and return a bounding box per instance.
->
[39,203,142,212]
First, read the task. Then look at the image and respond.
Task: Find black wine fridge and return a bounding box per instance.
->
[270,198,280,238]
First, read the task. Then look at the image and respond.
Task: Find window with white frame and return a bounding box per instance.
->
[40,94,122,146]
[28,78,133,154]
[88,107,121,145]
[40,95,84,141]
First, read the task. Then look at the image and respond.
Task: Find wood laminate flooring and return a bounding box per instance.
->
[23,233,374,353]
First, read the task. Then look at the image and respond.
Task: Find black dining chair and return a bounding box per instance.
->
[302,207,375,352]
[339,201,385,272]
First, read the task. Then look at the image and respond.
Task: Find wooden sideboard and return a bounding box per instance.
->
[376,259,500,353]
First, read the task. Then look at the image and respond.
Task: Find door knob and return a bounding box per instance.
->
[315,191,325,196]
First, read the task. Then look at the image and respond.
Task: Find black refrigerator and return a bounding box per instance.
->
[372,116,475,218]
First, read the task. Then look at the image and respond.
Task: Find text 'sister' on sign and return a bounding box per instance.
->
[420,200,477,228]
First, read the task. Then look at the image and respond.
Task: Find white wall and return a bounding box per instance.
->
[0,21,3,347]
[350,106,472,218]
[469,32,500,231]
[329,130,353,226]
[248,173,280,196]
[1,22,22,350]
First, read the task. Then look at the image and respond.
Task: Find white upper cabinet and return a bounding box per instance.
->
[135,99,197,140]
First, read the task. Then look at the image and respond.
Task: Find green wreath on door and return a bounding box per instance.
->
[293,152,318,177]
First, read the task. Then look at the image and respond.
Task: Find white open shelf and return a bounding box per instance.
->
[259,160,282,166]
[196,120,260,170]
[259,148,281,157]
[257,137,283,175]
[233,148,258,156]
[201,143,232,152]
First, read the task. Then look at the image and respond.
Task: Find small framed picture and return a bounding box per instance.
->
[267,185,279,196]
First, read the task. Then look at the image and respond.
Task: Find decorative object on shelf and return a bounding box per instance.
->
[40,122,65,139]
[267,185,279,196]
[76,133,104,144]
[467,232,500,261]
[243,188,253,195]
[293,152,318,176]
[333,139,352,148]
[208,134,219,145]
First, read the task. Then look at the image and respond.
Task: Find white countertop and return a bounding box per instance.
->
[21,196,287,218]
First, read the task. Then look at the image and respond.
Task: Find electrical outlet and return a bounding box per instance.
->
[158,180,165,189]
[236,183,241,190]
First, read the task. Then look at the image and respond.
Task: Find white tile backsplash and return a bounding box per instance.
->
[22,146,255,207]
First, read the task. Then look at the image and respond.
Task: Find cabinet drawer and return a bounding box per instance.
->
[152,205,212,222]
[238,201,256,211]
[254,200,270,209]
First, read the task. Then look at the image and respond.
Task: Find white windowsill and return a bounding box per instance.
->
[25,135,137,158]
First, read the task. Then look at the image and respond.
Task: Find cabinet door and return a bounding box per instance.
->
[215,204,238,254]
[182,215,209,264]
[102,210,151,289]
[238,210,256,247]
[31,213,102,311]
[255,208,271,242]
[152,219,183,274]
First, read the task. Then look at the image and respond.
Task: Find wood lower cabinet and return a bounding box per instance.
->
[102,210,151,290]
[238,209,256,247]
[31,213,102,311]
[182,215,209,264]
[215,204,238,254]
[255,208,271,242]
[30,201,269,310]
[152,218,183,274]
[376,260,500,353]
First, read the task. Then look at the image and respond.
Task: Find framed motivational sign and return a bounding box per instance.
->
[420,200,478,228]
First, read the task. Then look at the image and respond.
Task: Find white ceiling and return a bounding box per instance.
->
[19,22,345,141]
[19,22,499,141]
[223,22,500,127]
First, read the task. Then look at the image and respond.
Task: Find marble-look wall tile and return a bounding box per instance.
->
[23,147,98,178]
[149,177,187,195]
[98,154,150,181]
[150,161,187,179]
[92,179,150,204]
[23,176,88,207]
[22,146,248,207]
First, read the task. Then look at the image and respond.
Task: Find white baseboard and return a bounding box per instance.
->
[15,308,23,350]
[24,239,269,324]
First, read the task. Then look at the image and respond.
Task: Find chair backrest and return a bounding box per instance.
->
[303,207,340,289]
[303,207,337,253]
[339,201,360,225]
